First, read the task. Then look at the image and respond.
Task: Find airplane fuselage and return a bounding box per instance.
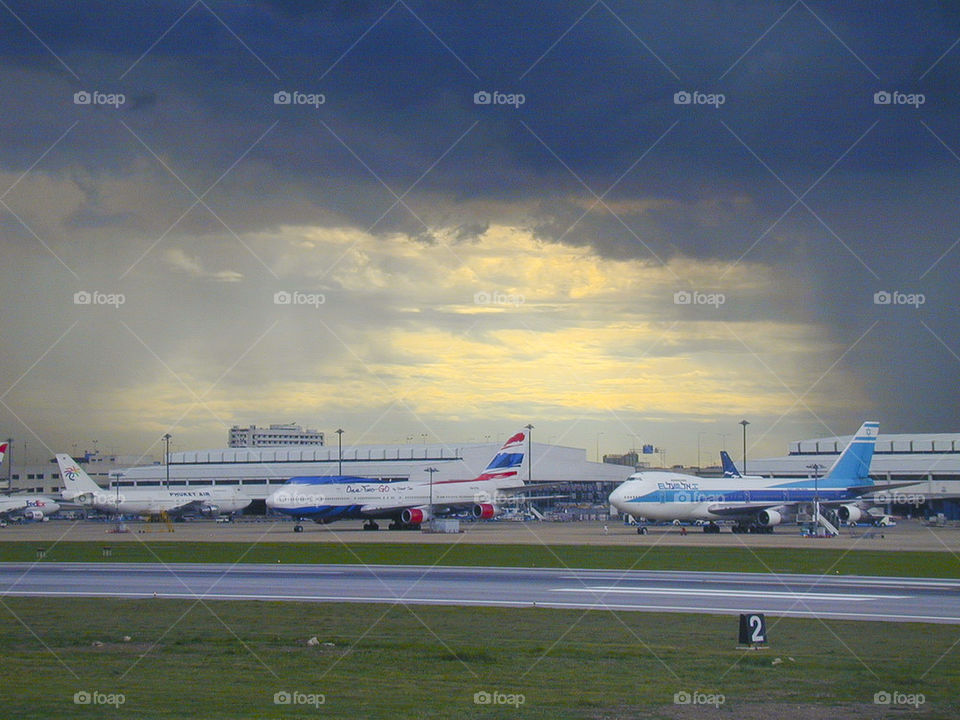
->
[267,475,518,522]
[609,470,861,522]
[80,487,249,516]
[0,495,60,519]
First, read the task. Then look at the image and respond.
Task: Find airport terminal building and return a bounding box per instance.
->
[750,432,960,519]
[109,440,633,512]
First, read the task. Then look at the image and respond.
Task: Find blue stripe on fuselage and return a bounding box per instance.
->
[625,488,857,504]
[286,476,385,485]
[272,503,366,519]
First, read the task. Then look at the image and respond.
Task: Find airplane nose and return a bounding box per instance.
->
[608,486,623,507]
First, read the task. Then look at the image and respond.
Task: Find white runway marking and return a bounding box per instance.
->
[0,590,955,623]
[551,586,911,601]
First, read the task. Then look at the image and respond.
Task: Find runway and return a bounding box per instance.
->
[2,562,959,623]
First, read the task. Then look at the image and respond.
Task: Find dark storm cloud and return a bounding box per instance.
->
[1,0,959,435]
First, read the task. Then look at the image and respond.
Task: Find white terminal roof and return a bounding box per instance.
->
[116,441,633,496]
[791,433,960,455]
[753,433,960,480]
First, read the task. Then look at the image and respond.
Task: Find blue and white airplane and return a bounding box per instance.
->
[266,430,529,532]
[609,422,883,534]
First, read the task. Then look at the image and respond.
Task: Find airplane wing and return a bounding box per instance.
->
[357,500,470,517]
[843,481,918,497]
[705,502,783,517]
[0,498,30,516]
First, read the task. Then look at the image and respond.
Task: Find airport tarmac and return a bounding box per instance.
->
[2,517,960,551]
[2,562,958,623]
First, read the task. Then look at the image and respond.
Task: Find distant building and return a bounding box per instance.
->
[3,450,156,494]
[603,450,640,468]
[228,424,325,448]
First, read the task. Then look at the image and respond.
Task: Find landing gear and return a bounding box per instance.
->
[636,526,648,535]
[293,524,303,533]
[388,522,421,531]
[703,522,721,534]
[732,523,774,534]
[363,520,380,531]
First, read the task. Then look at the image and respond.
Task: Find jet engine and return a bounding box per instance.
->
[471,503,497,520]
[837,505,863,524]
[400,508,430,525]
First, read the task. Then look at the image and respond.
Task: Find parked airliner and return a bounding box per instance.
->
[609,422,885,534]
[55,454,251,517]
[0,442,60,522]
[267,430,528,531]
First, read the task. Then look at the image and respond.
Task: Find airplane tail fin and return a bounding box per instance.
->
[55,454,104,501]
[0,442,7,466]
[474,430,528,488]
[821,422,879,487]
[720,451,742,478]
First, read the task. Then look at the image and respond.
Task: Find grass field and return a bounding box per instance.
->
[0,597,955,719]
[1,540,959,578]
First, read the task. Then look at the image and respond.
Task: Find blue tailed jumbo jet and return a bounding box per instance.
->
[609,422,887,534]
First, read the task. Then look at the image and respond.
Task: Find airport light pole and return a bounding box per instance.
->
[718,433,729,452]
[425,467,437,520]
[162,433,171,489]
[6,437,11,489]
[807,463,824,528]
[115,472,122,518]
[739,420,750,474]
[336,428,344,475]
[596,432,603,463]
[697,431,706,472]
[524,424,534,483]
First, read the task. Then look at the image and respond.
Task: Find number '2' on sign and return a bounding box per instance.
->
[738,613,767,645]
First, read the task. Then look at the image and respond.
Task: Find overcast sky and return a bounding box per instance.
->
[1,1,958,466]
